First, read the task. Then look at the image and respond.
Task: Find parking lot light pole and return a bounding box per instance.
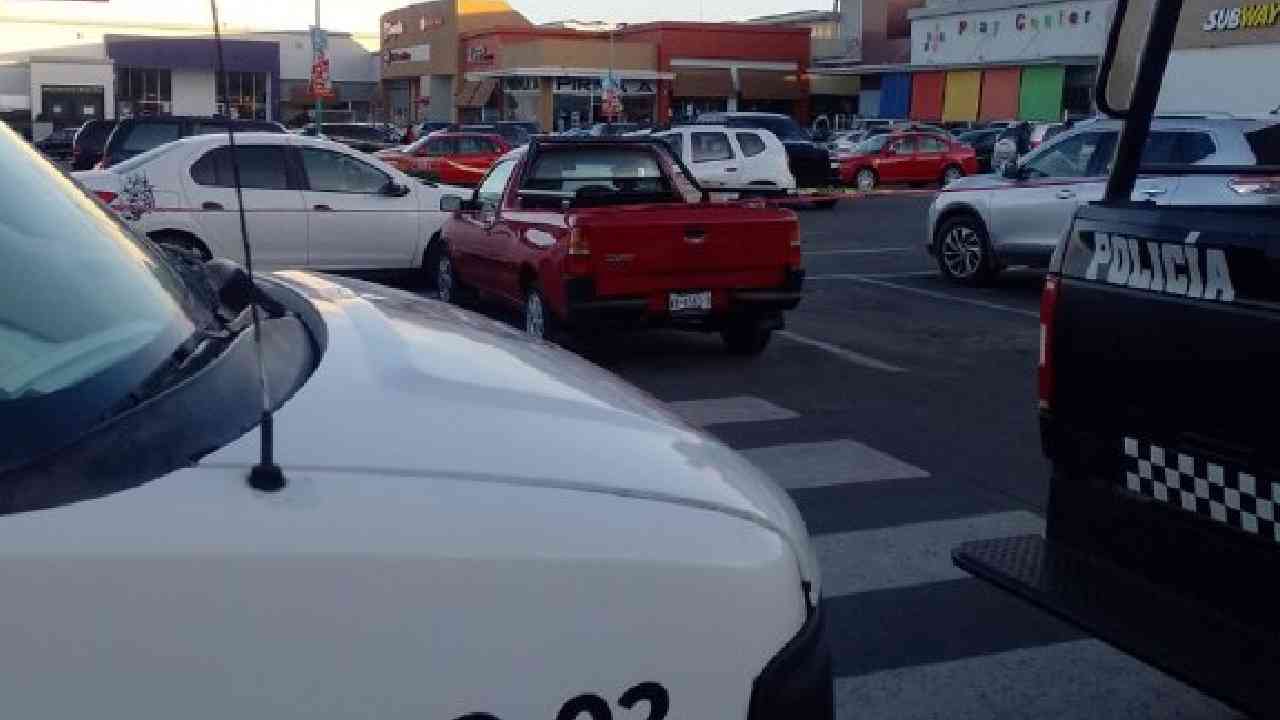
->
[314,0,322,131]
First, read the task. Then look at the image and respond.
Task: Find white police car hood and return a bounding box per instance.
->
[219,270,820,593]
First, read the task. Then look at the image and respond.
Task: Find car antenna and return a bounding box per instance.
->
[210,0,286,493]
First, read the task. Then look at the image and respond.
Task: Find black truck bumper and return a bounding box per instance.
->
[954,535,1280,718]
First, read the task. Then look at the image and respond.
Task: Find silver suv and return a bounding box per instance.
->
[926,117,1280,284]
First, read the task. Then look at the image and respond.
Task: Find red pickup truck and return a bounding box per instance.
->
[433,137,804,354]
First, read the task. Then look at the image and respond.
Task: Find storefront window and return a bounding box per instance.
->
[551,77,656,130]
[115,67,172,118]
[673,97,728,122]
[217,71,270,121]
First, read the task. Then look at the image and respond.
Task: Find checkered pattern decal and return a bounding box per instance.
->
[1123,437,1279,542]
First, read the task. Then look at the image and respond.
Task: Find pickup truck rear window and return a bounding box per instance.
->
[525,148,673,199]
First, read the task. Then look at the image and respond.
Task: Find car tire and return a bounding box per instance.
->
[935,215,997,286]
[942,164,964,185]
[435,243,461,304]
[721,316,773,355]
[423,236,443,290]
[854,168,877,192]
[523,285,556,341]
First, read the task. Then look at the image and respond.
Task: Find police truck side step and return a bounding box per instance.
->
[954,535,1280,719]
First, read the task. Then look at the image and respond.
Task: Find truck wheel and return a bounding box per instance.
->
[423,236,443,290]
[523,286,557,341]
[935,215,997,285]
[854,168,877,192]
[721,316,772,355]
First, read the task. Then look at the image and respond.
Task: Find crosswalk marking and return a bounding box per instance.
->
[743,439,927,490]
[666,396,799,427]
[814,511,1043,596]
[833,639,1236,720]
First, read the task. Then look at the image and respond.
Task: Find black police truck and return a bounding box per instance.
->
[953,0,1280,716]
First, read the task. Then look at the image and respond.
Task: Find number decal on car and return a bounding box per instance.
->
[450,682,669,720]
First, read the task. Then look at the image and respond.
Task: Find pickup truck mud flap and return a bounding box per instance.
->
[954,535,1280,717]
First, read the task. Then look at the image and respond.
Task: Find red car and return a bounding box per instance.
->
[374,132,509,186]
[432,137,804,354]
[837,131,979,191]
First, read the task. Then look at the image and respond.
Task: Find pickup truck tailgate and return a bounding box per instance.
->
[573,204,798,296]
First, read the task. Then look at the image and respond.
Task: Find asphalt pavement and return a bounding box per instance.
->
[407,195,1241,719]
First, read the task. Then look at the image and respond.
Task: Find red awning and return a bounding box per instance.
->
[979,67,1021,121]
[909,71,944,122]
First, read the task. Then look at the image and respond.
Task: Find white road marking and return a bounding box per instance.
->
[804,247,914,256]
[834,640,1235,720]
[816,511,1042,596]
[666,396,799,426]
[808,274,1039,318]
[778,330,906,373]
[744,439,928,490]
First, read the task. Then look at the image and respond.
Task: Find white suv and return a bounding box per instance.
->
[927,117,1280,284]
[653,125,797,194]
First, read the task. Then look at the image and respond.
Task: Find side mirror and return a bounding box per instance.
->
[1001,161,1022,180]
[382,181,411,198]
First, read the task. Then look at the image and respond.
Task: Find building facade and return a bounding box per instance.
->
[1157,0,1280,114]
[378,0,531,126]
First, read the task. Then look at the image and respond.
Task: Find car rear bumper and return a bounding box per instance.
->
[563,271,805,329]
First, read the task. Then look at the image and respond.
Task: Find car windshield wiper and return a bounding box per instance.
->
[101,324,237,420]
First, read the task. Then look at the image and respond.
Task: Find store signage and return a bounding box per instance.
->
[382,19,404,39]
[467,44,495,64]
[553,77,655,95]
[420,15,445,31]
[310,55,334,98]
[504,77,541,92]
[384,43,430,64]
[310,25,328,54]
[915,0,1106,62]
[1203,3,1280,30]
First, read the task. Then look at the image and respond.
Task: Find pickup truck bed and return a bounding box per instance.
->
[956,202,1280,718]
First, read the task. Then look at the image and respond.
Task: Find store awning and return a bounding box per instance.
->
[738,69,804,101]
[941,70,981,122]
[1019,65,1064,121]
[672,68,733,98]
[809,73,860,96]
[979,67,1021,121]
[456,79,497,108]
[909,71,944,121]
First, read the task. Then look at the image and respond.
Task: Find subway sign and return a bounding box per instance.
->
[1203,3,1280,30]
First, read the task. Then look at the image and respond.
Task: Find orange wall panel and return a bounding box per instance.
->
[979,67,1021,121]
[909,71,944,121]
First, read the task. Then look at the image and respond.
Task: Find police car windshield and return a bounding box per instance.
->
[0,123,204,469]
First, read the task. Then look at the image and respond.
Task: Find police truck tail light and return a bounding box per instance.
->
[1227,176,1280,195]
[565,226,591,276]
[787,225,803,269]
[1038,275,1060,412]
[94,191,118,205]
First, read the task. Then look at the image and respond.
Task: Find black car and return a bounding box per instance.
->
[35,126,79,161]
[101,116,285,168]
[693,112,832,188]
[955,128,1003,171]
[72,119,116,170]
[298,123,399,153]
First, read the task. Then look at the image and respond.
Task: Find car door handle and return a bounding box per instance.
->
[201,201,224,211]
[1140,187,1167,196]
[313,204,333,211]
[725,167,738,172]
[1055,189,1077,199]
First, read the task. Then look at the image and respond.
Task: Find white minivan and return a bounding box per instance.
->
[654,125,797,194]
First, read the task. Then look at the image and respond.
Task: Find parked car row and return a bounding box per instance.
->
[374,132,511,186]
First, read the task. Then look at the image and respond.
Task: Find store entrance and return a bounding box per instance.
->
[40,85,104,128]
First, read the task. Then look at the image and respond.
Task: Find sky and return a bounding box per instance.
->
[0,0,828,32]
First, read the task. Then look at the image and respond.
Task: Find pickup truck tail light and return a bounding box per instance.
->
[1038,275,1059,412]
[94,190,118,205]
[787,224,803,269]
[566,226,592,276]
[1227,176,1280,195]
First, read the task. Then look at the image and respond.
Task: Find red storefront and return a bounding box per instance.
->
[618,22,812,124]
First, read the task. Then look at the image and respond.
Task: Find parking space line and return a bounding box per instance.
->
[744,439,928,490]
[807,275,1039,318]
[809,271,938,280]
[778,330,906,373]
[803,247,913,256]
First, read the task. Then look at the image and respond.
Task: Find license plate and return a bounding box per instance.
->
[669,291,711,312]
[830,162,841,169]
